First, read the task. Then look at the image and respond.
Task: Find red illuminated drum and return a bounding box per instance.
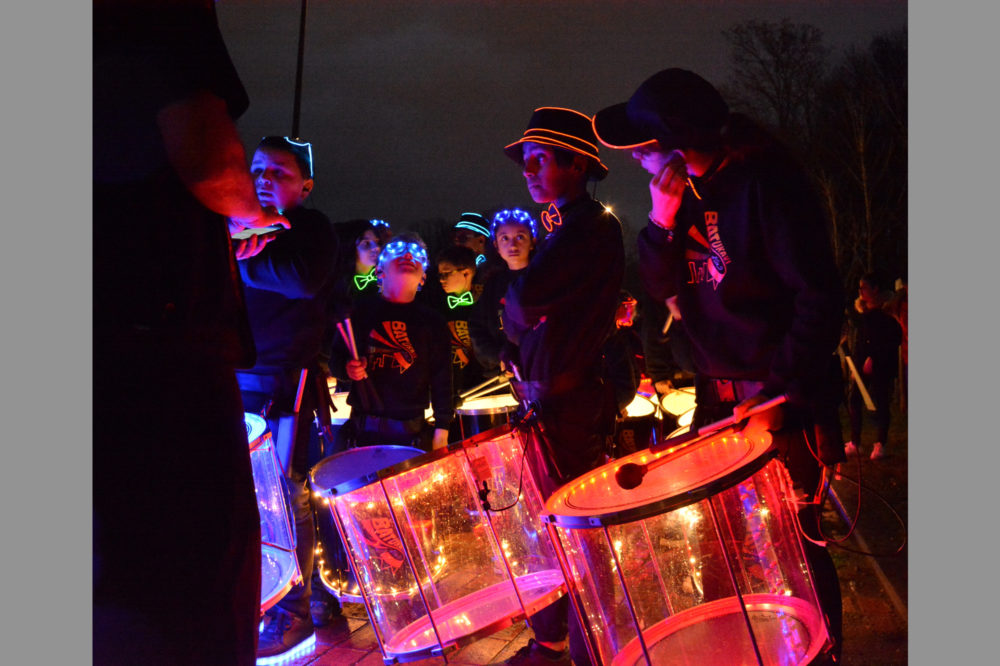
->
[543,431,832,666]
[613,394,660,457]
[455,392,520,440]
[311,425,565,663]
[310,445,424,603]
[246,413,301,614]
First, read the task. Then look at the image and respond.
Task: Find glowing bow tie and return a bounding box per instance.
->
[540,203,562,233]
[447,291,475,309]
[353,269,377,291]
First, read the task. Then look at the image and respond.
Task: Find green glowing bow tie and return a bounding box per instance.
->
[354,270,377,291]
[447,291,474,308]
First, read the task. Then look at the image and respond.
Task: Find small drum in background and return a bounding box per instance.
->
[614,394,660,457]
[455,392,520,440]
[312,425,565,663]
[544,431,832,666]
[246,413,301,614]
[310,445,424,603]
[328,390,352,425]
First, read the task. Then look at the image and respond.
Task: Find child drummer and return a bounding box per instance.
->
[433,244,488,415]
[329,232,453,451]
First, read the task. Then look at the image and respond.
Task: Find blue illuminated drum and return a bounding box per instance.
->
[312,425,565,663]
[246,413,301,614]
[543,430,832,666]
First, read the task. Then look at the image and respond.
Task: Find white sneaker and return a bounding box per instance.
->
[870,442,886,460]
[844,441,858,456]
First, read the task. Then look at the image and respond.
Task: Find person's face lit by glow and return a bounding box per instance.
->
[251,146,313,213]
[437,261,473,294]
[378,242,427,294]
[521,142,580,205]
[493,222,534,270]
[355,230,381,272]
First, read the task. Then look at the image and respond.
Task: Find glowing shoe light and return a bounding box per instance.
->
[254,631,316,666]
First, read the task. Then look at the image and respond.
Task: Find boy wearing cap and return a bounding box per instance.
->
[330,232,453,451]
[593,68,845,661]
[501,107,625,666]
[235,135,340,661]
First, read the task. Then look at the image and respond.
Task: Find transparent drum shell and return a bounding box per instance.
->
[315,426,566,662]
[310,445,426,603]
[246,413,301,613]
[544,432,831,666]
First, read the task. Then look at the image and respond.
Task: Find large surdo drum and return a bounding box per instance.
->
[311,425,565,663]
[543,430,831,665]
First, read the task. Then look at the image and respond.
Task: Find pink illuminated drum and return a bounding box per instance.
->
[312,425,565,663]
[246,413,301,614]
[310,445,425,603]
[614,395,660,457]
[544,431,832,666]
[455,392,520,439]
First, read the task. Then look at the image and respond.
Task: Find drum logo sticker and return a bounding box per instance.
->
[684,211,731,290]
[449,320,472,368]
[368,321,417,373]
[358,517,406,573]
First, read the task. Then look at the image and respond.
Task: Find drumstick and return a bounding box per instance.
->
[661,312,673,335]
[461,375,512,402]
[838,346,876,412]
[615,394,788,490]
[459,373,507,400]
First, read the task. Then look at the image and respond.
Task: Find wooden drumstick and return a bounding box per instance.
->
[615,394,788,490]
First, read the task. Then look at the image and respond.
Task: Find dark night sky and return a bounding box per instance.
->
[217,0,907,233]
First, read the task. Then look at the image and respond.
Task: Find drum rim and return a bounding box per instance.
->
[309,444,425,497]
[543,443,778,528]
[312,425,519,497]
[244,412,269,451]
[381,572,567,661]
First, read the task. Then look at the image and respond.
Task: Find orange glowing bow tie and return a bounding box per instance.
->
[540,203,562,233]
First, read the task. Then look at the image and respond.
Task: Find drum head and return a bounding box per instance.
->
[329,391,351,424]
[457,393,519,415]
[244,413,268,449]
[624,395,656,418]
[660,387,696,416]
[545,432,774,527]
[310,445,424,497]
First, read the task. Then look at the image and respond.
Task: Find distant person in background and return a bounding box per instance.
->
[843,272,903,460]
[235,135,339,662]
[469,208,539,376]
[452,211,505,293]
[594,67,845,662]
[93,1,289,663]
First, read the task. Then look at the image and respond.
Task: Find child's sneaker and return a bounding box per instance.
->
[844,441,858,456]
[870,442,886,460]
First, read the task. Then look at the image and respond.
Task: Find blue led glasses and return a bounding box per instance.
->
[378,240,429,271]
[370,218,390,228]
[491,208,539,240]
